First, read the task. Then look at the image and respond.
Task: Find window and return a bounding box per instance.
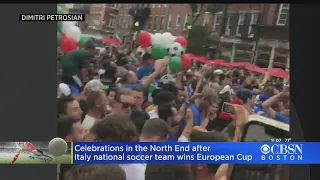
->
[123,15,127,28]
[183,13,189,30]
[153,16,158,30]
[164,4,168,7]
[225,16,231,35]
[108,16,116,28]
[276,4,289,26]
[203,12,210,26]
[236,14,245,36]
[176,14,181,27]
[212,15,221,32]
[148,16,153,29]
[248,13,258,35]
[160,16,165,30]
[112,4,119,9]
[158,4,161,7]
[152,4,155,8]
[167,14,171,29]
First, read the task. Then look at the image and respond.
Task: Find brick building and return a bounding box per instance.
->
[210,4,289,69]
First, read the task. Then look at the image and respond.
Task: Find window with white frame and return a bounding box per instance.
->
[225,16,231,35]
[236,14,245,36]
[153,16,158,30]
[203,12,210,26]
[276,4,289,26]
[123,15,127,28]
[167,14,171,29]
[158,4,161,7]
[160,16,165,30]
[176,14,181,27]
[108,16,116,27]
[152,4,155,8]
[183,13,189,30]
[148,16,153,29]
[248,13,258,35]
[212,15,221,32]
[112,4,119,9]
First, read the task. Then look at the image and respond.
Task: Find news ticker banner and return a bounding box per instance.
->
[0,142,71,164]
[19,14,85,21]
[72,142,315,164]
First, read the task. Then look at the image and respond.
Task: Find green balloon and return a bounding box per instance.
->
[57,6,63,14]
[78,35,90,48]
[151,44,166,59]
[169,56,182,73]
[57,32,61,45]
[57,21,63,32]
[142,77,158,93]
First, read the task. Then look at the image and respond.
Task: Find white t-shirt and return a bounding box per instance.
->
[119,164,146,180]
[148,110,159,119]
[219,85,235,95]
[82,115,98,130]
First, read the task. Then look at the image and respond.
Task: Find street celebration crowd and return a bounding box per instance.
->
[56,6,290,180]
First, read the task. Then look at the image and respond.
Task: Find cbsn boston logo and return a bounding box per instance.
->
[260,144,303,161]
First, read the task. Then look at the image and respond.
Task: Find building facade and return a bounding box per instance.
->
[210,4,289,69]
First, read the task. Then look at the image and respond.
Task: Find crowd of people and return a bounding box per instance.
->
[56,39,290,180]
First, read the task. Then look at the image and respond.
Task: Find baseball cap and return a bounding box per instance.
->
[160,74,176,84]
[84,79,104,92]
[59,83,71,96]
[214,69,223,75]
[255,94,269,104]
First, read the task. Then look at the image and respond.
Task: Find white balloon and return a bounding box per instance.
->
[162,32,176,49]
[62,21,77,32]
[151,33,162,45]
[63,25,81,42]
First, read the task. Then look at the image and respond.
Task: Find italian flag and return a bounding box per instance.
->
[115,34,122,44]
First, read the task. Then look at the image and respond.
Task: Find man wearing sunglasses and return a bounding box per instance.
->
[110,88,136,116]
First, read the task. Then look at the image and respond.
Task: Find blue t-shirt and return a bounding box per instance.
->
[238,84,244,88]
[137,65,155,80]
[191,103,202,126]
[187,85,194,97]
[121,82,143,89]
[167,134,177,142]
[275,112,290,124]
[253,105,268,117]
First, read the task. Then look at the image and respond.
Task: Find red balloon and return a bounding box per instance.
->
[175,36,188,48]
[60,36,78,53]
[181,53,193,70]
[137,32,151,48]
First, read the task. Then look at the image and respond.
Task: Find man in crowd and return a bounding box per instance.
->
[140,118,170,142]
[90,114,143,180]
[136,53,155,80]
[57,116,86,142]
[57,96,82,119]
[82,90,107,130]
[60,40,96,95]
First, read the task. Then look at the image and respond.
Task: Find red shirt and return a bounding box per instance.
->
[24,142,36,152]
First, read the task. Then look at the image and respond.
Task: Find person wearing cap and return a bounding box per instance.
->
[136,53,155,80]
[253,94,269,117]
